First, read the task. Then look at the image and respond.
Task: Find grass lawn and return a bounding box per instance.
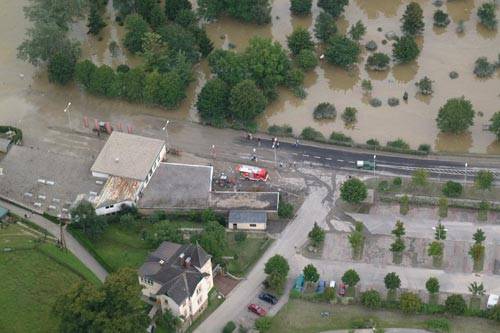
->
[268,299,500,333]
[226,233,273,276]
[0,224,100,333]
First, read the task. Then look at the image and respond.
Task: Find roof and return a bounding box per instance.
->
[139,163,213,209]
[91,132,165,180]
[229,210,267,224]
[209,191,279,212]
[93,176,141,208]
[139,242,211,305]
[0,205,8,219]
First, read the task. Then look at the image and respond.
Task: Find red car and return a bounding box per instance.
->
[248,303,267,317]
[338,283,346,296]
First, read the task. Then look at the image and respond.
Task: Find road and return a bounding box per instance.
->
[0,199,108,282]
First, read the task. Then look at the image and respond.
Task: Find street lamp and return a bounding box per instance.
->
[63,102,72,130]
[373,155,376,177]
[162,120,170,151]
[464,162,468,186]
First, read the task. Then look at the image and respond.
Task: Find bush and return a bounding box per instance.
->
[223,321,237,333]
[416,76,433,95]
[438,197,448,218]
[475,170,494,190]
[387,138,410,150]
[445,294,467,315]
[442,181,463,198]
[426,318,450,333]
[433,10,450,27]
[400,195,409,215]
[234,232,247,243]
[330,131,352,143]
[340,178,368,204]
[473,57,495,78]
[296,49,318,71]
[278,201,294,219]
[418,144,431,153]
[399,292,422,314]
[436,97,475,134]
[366,139,380,146]
[477,2,497,30]
[393,177,402,187]
[268,124,293,137]
[300,127,325,141]
[342,107,357,125]
[313,102,336,120]
[392,36,420,63]
[255,317,272,332]
[366,52,390,71]
[361,290,382,309]
[378,180,390,193]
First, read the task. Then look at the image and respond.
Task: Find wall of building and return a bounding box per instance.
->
[229,222,266,231]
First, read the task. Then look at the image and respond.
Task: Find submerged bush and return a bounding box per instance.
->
[313,102,336,120]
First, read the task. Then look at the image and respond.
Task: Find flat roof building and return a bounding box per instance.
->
[228,210,267,230]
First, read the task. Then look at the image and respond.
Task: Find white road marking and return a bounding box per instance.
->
[303,154,310,157]
[337,159,344,162]
[325,157,333,161]
[314,156,321,159]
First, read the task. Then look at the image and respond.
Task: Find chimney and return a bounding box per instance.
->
[179,253,185,265]
[185,257,191,268]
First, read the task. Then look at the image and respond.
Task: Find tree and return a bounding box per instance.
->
[296,49,318,71]
[433,9,450,27]
[314,12,337,43]
[349,20,366,41]
[428,241,444,257]
[264,255,290,293]
[489,112,500,140]
[392,36,420,63]
[70,200,107,239]
[197,220,227,260]
[165,0,192,21]
[401,2,424,36]
[390,237,405,253]
[468,281,485,296]
[442,181,463,198]
[438,197,448,218]
[361,290,382,309]
[469,243,485,267]
[434,223,447,241]
[23,0,86,30]
[159,309,181,332]
[416,76,433,95]
[290,0,312,16]
[123,14,149,54]
[318,0,349,18]
[195,28,214,58]
[341,269,360,287]
[473,228,486,244]
[477,2,497,30]
[229,80,267,123]
[308,222,326,247]
[196,79,230,125]
[426,277,440,295]
[384,272,401,292]
[75,59,97,89]
[340,178,368,204]
[313,102,336,120]
[157,71,188,108]
[149,4,166,29]
[445,294,467,315]
[145,221,183,247]
[436,97,475,134]
[475,170,494,190]
[325,35,361,69]
[175,9,197,28]
[48,49,77,85]
[342,107,357,125]
[303,264,320,283]
[87,3,106,35]
[399,292,422,314]
[391,220,406,238]
[412,169,428,187]
[287,27,314,56]
[366,52,390,71]
[400,194,409,215]
[53,268,149,332]
[89,64,120,97]
[119,67,146,102]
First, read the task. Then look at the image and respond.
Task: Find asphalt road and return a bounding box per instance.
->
[238,137,500,180]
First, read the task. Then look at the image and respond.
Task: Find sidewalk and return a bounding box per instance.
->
[0,199,108,282]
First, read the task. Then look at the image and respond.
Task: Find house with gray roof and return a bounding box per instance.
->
[228,210,267,230]
[138,241,213,325]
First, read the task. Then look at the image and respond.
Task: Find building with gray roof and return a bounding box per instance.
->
[228,210,267,230]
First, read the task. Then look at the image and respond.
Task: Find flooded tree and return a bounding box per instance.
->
[392,36,420,63]
[290,0,312,16]
[314,11,338,43]
[229,80,267,123]
[415,76,433,95]
[325,35,361,69]
[489,112,500,140]
[287,27,315,55]
[436,97,475,134]
[164,0,192,21]
[199,0,272,25]
[473,57,495,78]
[348,20,367,41]
[366,52,390,71]
[87,1,107,35]
[318,0,349,18]
[47,49,78,85]
[477,2,498,30]
[296,49,318,71]
[401,2,424,36]
[313,102,336,120]
[123,14,150,53]
[433,9,450,28]
[342,107,357,126]
[196,79,230,126]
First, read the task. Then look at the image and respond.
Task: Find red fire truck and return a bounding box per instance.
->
[236,165,269,181]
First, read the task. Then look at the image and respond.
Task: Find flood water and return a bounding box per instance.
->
[0,0,499,154]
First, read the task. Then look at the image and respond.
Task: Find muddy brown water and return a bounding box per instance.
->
[0,0,499,154]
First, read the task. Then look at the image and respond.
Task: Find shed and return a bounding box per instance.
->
[0,205,9,220]
[228,210,267,231]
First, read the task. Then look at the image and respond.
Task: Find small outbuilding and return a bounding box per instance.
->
[228,210,267,231]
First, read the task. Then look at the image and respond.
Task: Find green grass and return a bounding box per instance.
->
[268,299,500,333]
[226,234,273,276]
[0,224,100,333]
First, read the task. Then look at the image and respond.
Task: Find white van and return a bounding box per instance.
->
[487,294,499,309]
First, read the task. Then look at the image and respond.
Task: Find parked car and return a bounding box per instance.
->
[356,160,375,170]
[293,274,305,292]
[338,283,346,296]
[259,292,278,305]
[316,280,326,294]
[487,294,499,309]
[329,280,336,289]
[248,303,267,316]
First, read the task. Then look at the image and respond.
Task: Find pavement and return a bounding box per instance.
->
[0,199,108,282]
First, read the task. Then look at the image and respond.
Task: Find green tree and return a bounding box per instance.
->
[399,292,422,314]
[469,243,485,263]
[157,24,199,63]
[208,49,248,86]
[48,49,77,85]
[384,272,401,292]
[70,200,107,239]
[340,178,368,204]
[489,304,500,322]
[425,277,440,294]
[428,241,444,257]
[308,222,326,247]
[146,221,183,247]
[197,220,227,260]
[434,223,447,241]
[433,9,450,27]
[119,67,146,102]
[290,0,312,16]
[158,309,181,333]
[24,0,86,30]
[477,2,497,30]
[438,197,448,218]
[473,228,486,244]
[123,14,149,54]
[475,170,494,190]
[296,49,318,71]
[53,268,149,332]
[341,269,360,287]
[197,79,230,125]
[314,11,337,43]
[400,194,409,215]
[287,27,315,56]
[392,220,406,238]
[229,80,267,123]
[390,237,405,253]
[75,59,97,89]
[401,2,424,36]
[411,169,428,187]
[361,290,382,309]
[157,71,187,108]
[468,281,485,296]
[342,107,357,125]
[195,28,214,58]
[349,20,366,41]
[325,35,361,69]
[392,36,420,63]
[87,3,106,35]
[149,4,166,29]
[89,64,119,97]
[255,316,272,332]
[445,294,467,315]
[489,112,500,140]
[442,181,463,198]
[174,9,197,28]
[223,321,236,333]
[366,52,390,71]
[318,0,349,18]
[436,97,475,134]
[303,264,320,283]
[165,0,192,21]
[264,255,290,293]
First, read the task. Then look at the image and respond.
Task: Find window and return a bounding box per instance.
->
[196,286,201,295]
[197,297,202,305]
[249,224,257,227]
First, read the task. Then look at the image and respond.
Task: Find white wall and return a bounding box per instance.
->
[230,222,266,231]
[92,171,109,179]
[95,200,135,215]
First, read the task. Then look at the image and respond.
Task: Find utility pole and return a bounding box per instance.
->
[63,102,72,130]
[162,120,170,152]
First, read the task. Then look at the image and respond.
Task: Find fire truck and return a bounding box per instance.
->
[236,165,269,181]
